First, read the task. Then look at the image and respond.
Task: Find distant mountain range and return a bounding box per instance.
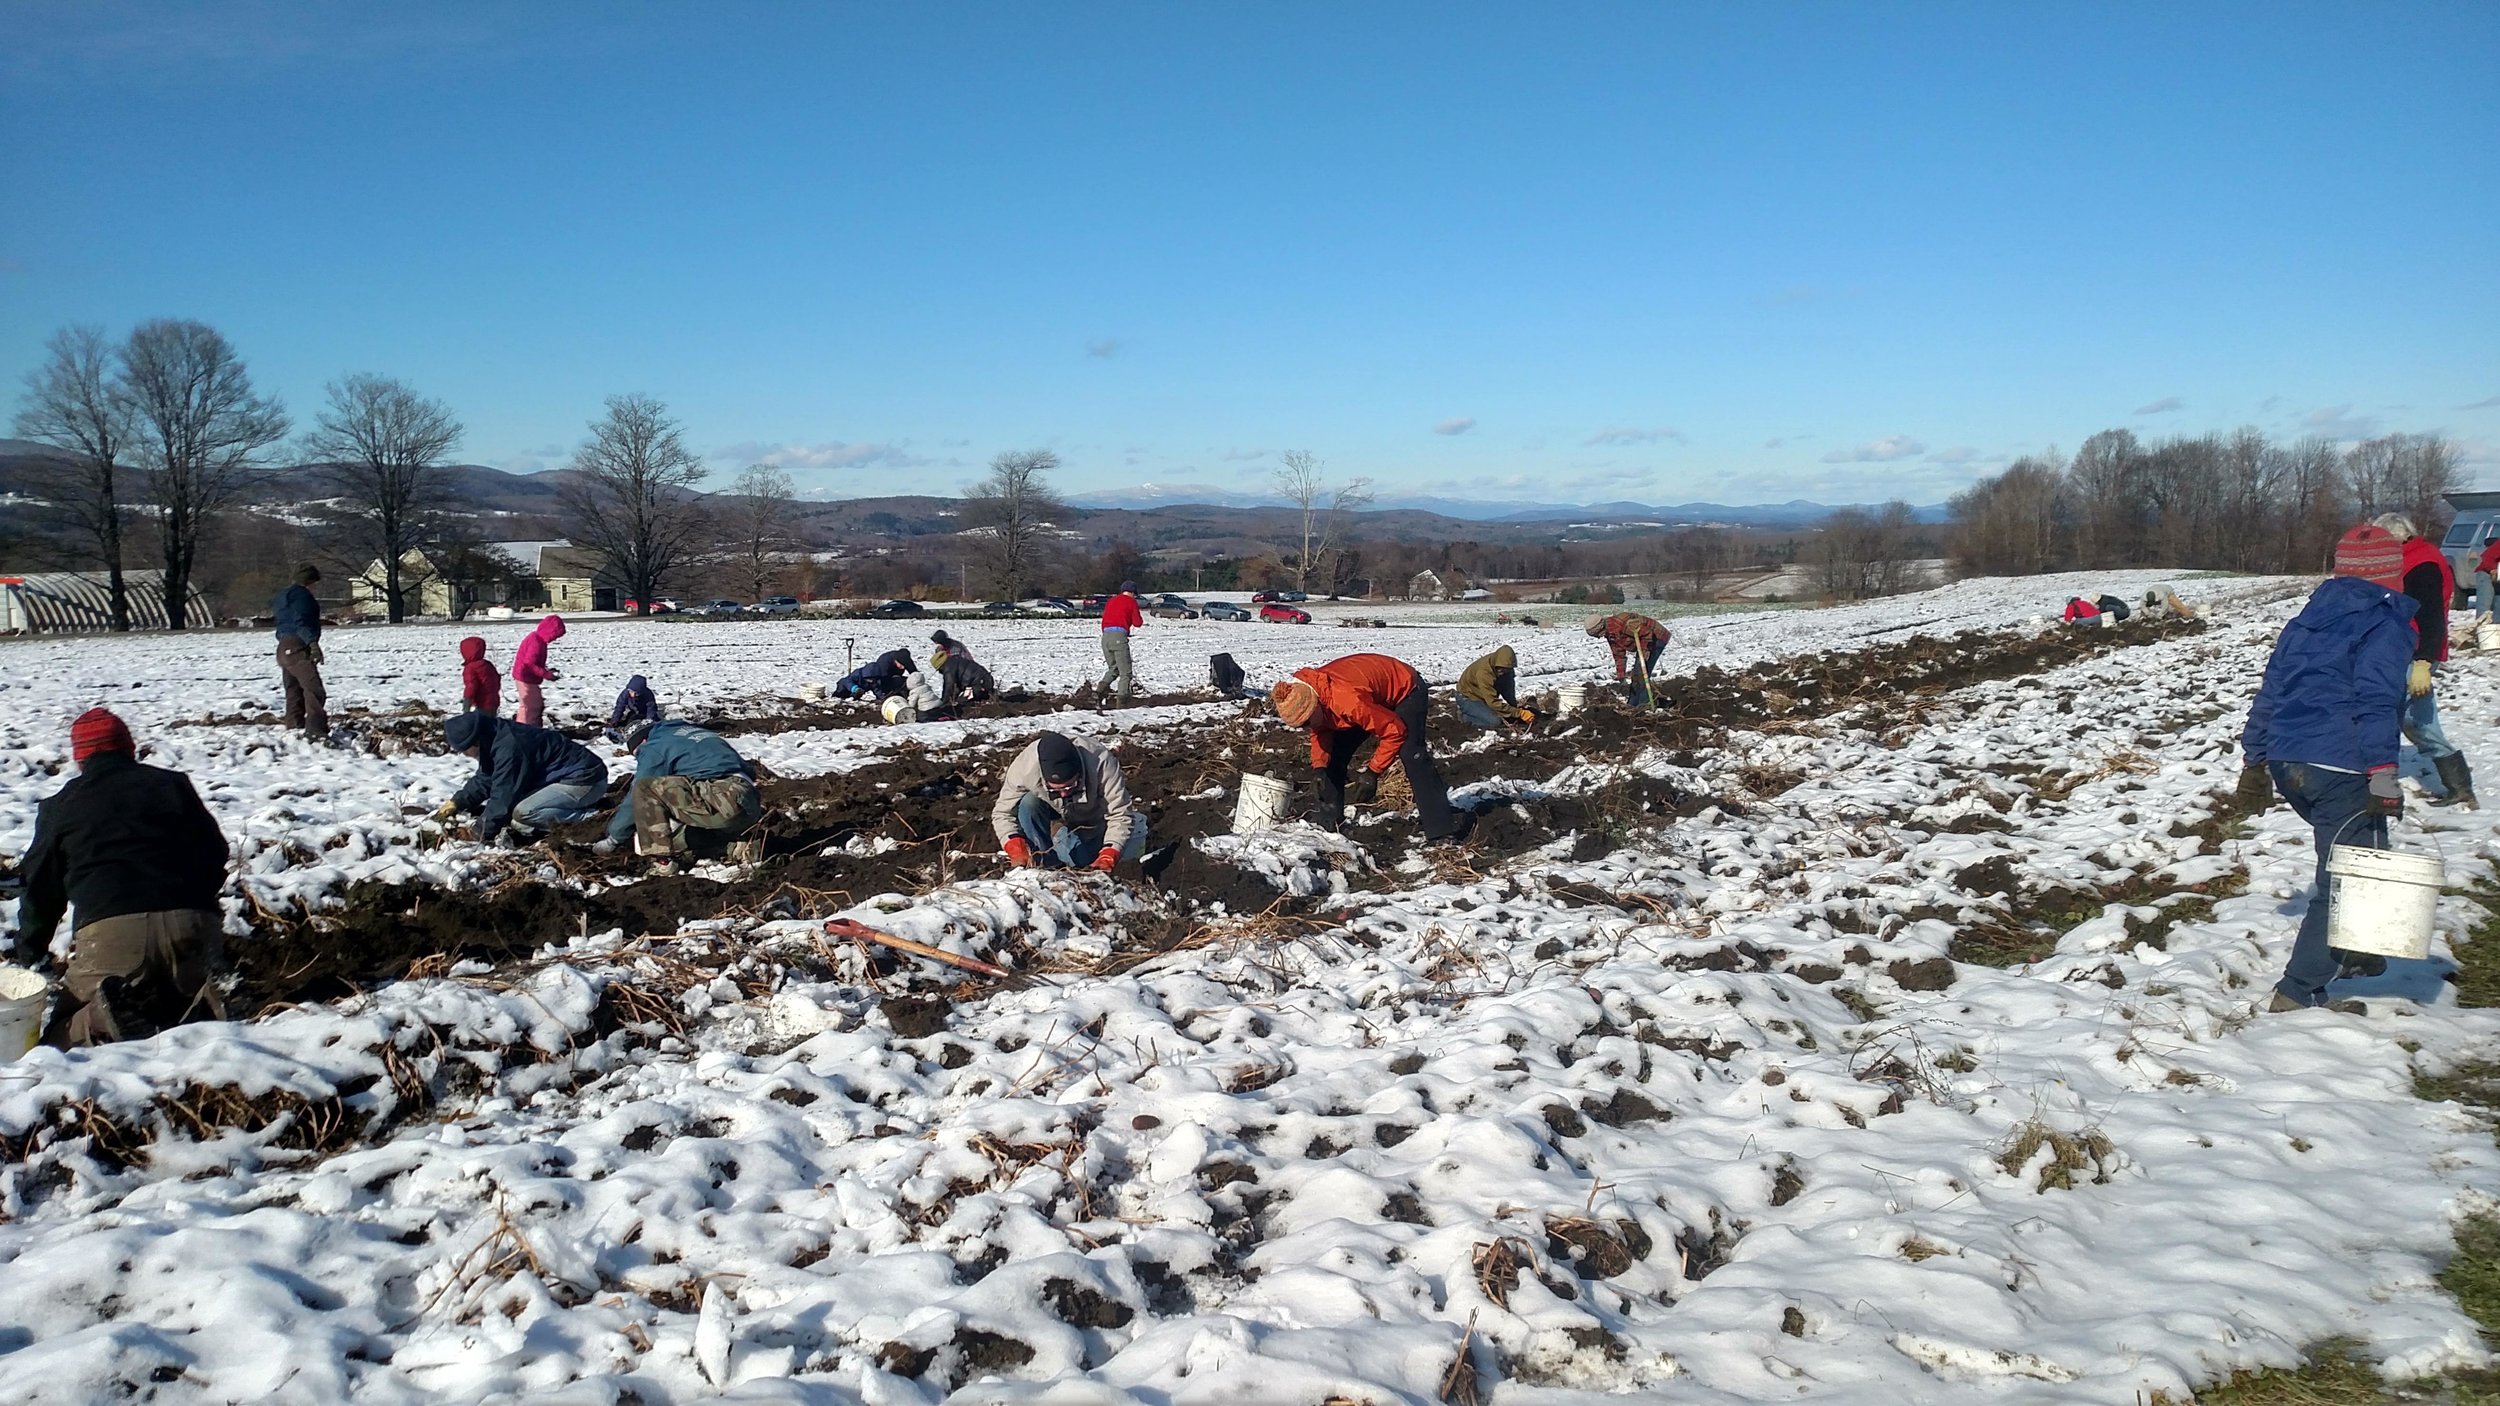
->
[1062,481,1947,525]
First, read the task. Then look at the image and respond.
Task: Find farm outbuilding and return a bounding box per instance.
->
[0,571,212,634]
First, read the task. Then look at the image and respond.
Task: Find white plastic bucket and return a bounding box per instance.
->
[0,965,50,1060]
[2478,621,2500,652]
[799,681,828,701]
[880,696,913,724]
[1555,684,1589,716]
[2326,843,2445,959]
[1232,773,1293,834]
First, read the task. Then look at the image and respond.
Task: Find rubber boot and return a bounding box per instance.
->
[2435,752,2480,810]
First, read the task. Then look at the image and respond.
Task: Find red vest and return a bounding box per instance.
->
[2401,537,2453,661]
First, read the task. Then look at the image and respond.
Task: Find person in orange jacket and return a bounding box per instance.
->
[1270,653,1462,841]
[1586,612,1670,705]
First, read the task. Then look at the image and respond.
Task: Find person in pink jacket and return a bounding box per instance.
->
[512,614,566,725]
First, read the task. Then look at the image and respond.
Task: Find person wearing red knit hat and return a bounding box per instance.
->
[2237,523,2418,1013]
[12,709,231,1045]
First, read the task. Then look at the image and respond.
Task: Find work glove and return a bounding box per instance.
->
[2408,660,2434,697]
[2368,767,2404,819]
[1090,847,1119,873]
[2234,763,2274,811]
[431,799,459,822]
[1514,707,1535,725]
[309,644,326,666]
[1003,837,1034,867]
[1345,771,1379,805]
[547,669,562,681]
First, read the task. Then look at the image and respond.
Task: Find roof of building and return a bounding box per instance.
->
[0,571,210,632]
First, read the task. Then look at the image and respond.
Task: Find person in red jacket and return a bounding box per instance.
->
[512,614,565,725]
[2062,596,2102,626]
[2474,535,2500,625]
[2378,514,2476,808]
[459,637,501,714]
[1271,653,1462,842]
[1586,611,1671,705]
[1099,582,1143,706]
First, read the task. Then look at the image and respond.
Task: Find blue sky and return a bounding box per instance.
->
[3,1,2495,504]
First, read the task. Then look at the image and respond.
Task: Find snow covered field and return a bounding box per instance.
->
[6,569,2500,1404]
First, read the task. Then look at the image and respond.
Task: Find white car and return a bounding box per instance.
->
[750,596,801,615]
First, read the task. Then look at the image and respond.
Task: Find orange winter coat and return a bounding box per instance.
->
[1289,653,1421,773]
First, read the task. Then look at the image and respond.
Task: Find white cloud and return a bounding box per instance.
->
[1433,416,1476,436]
[2133,396,2184,416]
[713,439,929,471]
[2300,405,2382,442]
[1820,434,1925,463]
[2462,394,2500,411]
[1584,425,1686,447]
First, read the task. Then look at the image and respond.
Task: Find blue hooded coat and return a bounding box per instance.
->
[2240,575,2418,773]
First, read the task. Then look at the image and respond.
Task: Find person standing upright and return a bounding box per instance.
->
[512,613,566,726]
[272,563,328,741]
[1099,581,1143,706]
[2377,514,2476,809]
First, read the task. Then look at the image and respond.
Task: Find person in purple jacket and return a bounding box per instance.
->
[2238,523,2418,1012]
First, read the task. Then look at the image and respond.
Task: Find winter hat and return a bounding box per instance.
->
[622,720,657,752]
[1119,581,1137,594]
[2333,524,2406,590]
[1584,616,1609,637]
[931,629,957,649]
[70,707,132,762]
[1272,678,1319,727]
[294,563,321,585]
[1034,731,1082,786]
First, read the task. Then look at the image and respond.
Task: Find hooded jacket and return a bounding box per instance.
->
[445,710,606,840]
[460,637,501,713]
[604,721,752,842]
[939,654,995,708]
[513,614,565,685]
[1457,646,1518,711]
[610,675,661,727]
[990,735,1139,850]
[18,752,229,945]
[2241,575,2418,774]
[1288,654,1422,773]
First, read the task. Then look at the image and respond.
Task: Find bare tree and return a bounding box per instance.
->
[116,319,290,628]
[1274,450,1374,592]
[2387,434,2464,536]
[725,462,799,601]
[964,448,1063,598]
[12,326,136,629]
[1661,526,1727,600]
[557,394,710,615]
[301,374,463,622]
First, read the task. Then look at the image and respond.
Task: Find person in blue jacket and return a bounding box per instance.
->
[592,720,763,870]
[834,648,917,701]
[271,563,328,741]
[2239,523,2418,1011]
[436,710,608,847]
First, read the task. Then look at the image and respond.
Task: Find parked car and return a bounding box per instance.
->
[1203,600,1251,622]
[1250,590,1280,603]
[1025,596,1076,616]
[624,597,679,614]
[1153,593,1192,610]
[1081,594,1110,612]
[1276,590,1309,603]
[870,598,925,617]
[751,596,801,615]
[1259,604,1313,624]
[981,600,1018,614]
[1149,604,1198,620]
[700,599,745,616]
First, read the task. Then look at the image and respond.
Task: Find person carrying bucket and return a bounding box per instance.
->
[1271,653,1465,843]
[13,708,231,1046]
[1586,612,1670,706]
[2376,514,2477,810]
[2238,523,2418,1012]
[991,731,1148,872]
[1457,645,1534,729]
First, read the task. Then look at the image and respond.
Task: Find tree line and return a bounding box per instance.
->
[1946,426,2465,578]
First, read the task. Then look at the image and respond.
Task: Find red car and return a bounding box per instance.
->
[1250,590,1281,603]
[1259,603,1312,624]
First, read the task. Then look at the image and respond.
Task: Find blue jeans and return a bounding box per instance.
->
[2476,573,2494,620]
[2267,762,2387,1006]
[1457,696,1505,730]
[2403,682,2458,761]
[513,777,608,834]
[1626,641,1666,707]
[1015,793,1149,868]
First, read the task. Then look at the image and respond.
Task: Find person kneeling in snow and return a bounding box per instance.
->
[14,709,230,1046]
[835,648,917,701]
[594,720,762,871]
[609,674,662,731]
[930,651,995,720]
[1272,654,1464,843]
[1457,645,1534,729]
[437,710,608,848]
[2062,596,2102,627]
[992,731,1148,872]
[2239,523,2417,1012]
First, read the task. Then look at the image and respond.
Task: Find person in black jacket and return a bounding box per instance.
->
[834,648,917,700]
[14,709,231,1046]
[272,562,328,741]
[934,652,996,719]
[435,710,608,846]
